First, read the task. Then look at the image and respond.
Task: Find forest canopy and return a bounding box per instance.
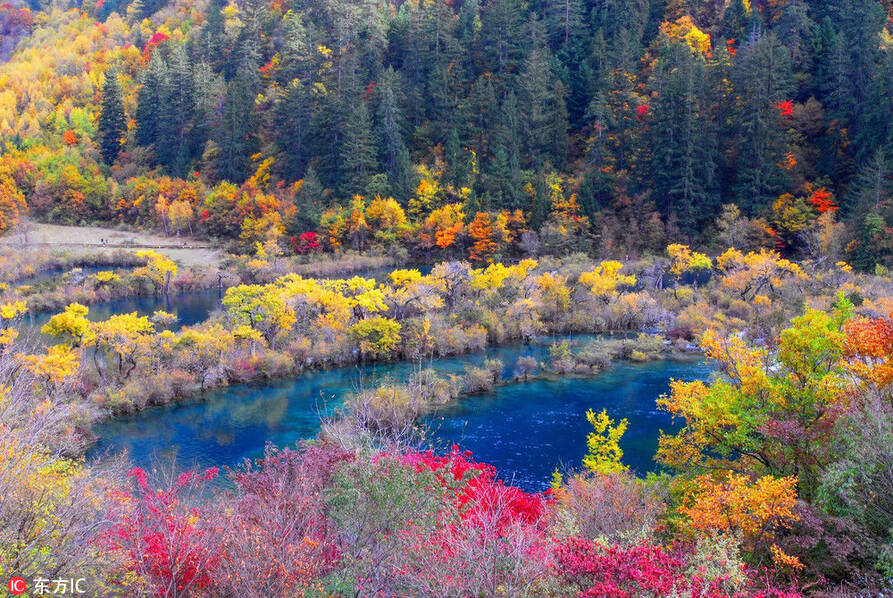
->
[2,0,893,267]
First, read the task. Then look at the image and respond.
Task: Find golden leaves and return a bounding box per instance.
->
[680,473,798,544]
[579,260,636,299]
[582,409,629,475]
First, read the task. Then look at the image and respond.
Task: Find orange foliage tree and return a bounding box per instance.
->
[680,473,800,563]
[0,175,27,233]
[843,314,893,390]
[468,212,497,262]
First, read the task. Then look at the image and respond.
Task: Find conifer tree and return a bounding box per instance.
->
[520,22,569,170]
[731,32,794,212]
[375,68,412,201]
[215,66,258,182]
[97,68,126,165]
[338,92,377,196]
[134,54,167,154]
[158,46,195,175]
[275,80,313,181]
[648,41,718,234]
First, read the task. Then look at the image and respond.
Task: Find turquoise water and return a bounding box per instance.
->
[89,339,710,491]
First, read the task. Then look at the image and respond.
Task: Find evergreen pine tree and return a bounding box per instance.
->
[158,46,195,175]
[275,80,313,181]
[214,66,258,182]
[97,68,126,165]
[731,32,794,212]
[846,149,893,216]
[338,92,377,196]
[375,68,412,201]
[520,22,568,169]
[648,42,718,234]
[134,54,167,155]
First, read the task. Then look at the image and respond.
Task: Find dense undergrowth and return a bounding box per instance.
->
[1,246,892,595]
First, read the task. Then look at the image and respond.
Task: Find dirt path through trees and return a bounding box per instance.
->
[0,221,222,267]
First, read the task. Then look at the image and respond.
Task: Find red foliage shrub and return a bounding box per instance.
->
[290,231,321,253]
[553,537,800,598]
[99,445,804,597]
[400,445,546,528]
[209,442,352,596]
[102,467,220,596]
[808,188,837,213]
[777,101,794,118]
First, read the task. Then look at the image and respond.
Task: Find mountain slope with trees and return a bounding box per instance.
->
[1,0,892,265]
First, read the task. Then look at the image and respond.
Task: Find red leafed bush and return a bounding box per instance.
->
[290,231,321,253]
[208,442,352,596]
[98,445,805,596]
[145,32,169,48]
[400,445,546,527]
[807,188,837,213]
[389,447,552,596]
[552,537,801,598]
[142,32,169,59]
[102,467,220,596]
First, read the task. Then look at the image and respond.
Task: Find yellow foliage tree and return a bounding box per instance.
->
[660,16,712,56]
[583,409,629,475]
[579,261,637,301]
[667,244,712,276]
[349,316,402,359]
[135,250,177,295]
[41,303,93,347]
[715,248,807,300]
[19,345,80,390]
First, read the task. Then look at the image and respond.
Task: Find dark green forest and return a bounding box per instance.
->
[2,0,893,266]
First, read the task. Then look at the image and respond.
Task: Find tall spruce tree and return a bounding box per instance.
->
[374,68,412,201]
[647,41,718,234]
[97,68,126,165]
[338,91,377,196]
[275,80,313,181]
[214,65,258,182]
[520,21,569,170]
[731,31,794,212]
[158,46,196,176]
[134,54,167,157]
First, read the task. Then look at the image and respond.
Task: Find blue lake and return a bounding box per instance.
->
[89,339,710,491]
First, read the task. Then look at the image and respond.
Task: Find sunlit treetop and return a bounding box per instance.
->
[582,408,629,475]
[578,260,636,300]
[666,244,712,276]
[41,302,93,347]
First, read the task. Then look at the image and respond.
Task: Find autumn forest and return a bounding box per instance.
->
[1,0,893,596]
